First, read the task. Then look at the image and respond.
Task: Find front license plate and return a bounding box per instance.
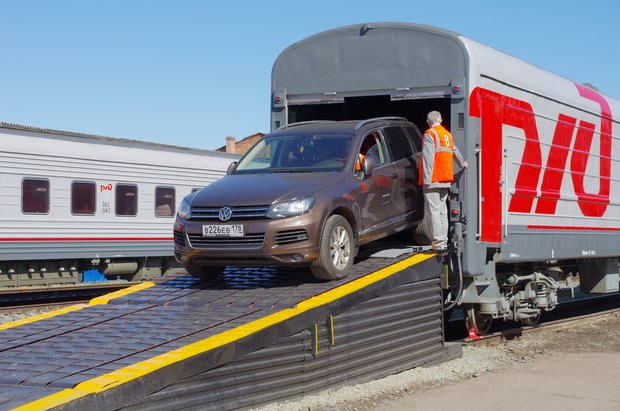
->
[202,224,244,237]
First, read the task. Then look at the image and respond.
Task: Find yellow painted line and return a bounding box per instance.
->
[15,253,435,410]
[0,304,89,331]
[0,282,156,332]
[88,281,156,305]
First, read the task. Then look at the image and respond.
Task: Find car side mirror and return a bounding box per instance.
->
[362,156,376,176]
[226,161,238,175]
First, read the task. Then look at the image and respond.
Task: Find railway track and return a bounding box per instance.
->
[460,293,620,346]
[0,282,140,310]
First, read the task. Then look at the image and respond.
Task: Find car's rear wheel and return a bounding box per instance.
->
[413,213,432,245]
[185,264,226,281]
[310,215,354,280]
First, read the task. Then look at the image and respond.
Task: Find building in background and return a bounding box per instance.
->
[216,132,265,155]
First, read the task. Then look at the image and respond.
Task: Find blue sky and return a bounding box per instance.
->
[1,1,618,150]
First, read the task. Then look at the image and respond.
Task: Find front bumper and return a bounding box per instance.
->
[173,211,323,267]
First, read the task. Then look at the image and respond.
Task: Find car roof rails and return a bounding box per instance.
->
[275,120,336,132]
[354,117,408,129]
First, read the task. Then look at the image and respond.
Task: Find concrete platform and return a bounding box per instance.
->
[382,352,620,411]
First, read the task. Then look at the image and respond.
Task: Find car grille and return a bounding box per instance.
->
[190,205,270,220]
[187,233,265,248]
[274,229,309,245]
[173,231,186,247]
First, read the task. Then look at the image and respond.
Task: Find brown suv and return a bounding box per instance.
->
[174,117,424,280]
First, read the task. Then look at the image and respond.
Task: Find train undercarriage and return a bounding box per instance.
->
[0,257,182,287]
[452,252,618,336]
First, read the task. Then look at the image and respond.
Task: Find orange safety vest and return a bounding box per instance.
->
[418,125,455,185]
[355,153,365,171]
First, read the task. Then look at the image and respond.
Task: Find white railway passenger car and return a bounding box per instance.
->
[0,123,238,286]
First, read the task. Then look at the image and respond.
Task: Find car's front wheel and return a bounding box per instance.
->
[310,215,354,280]
[185,264,226,281]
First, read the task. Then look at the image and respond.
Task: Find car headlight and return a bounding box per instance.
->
[266,197,315,219]
[177,198,192,219]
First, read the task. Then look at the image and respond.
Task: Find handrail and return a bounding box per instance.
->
[275,120,336,132]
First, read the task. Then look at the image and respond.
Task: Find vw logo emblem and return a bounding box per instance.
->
[218,206,233,222]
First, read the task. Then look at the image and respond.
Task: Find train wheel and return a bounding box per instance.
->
[465,305,493,336]
[185,264,226,281]
[521,310,542,327]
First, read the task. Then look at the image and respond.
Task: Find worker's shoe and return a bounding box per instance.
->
[431,244,447,253]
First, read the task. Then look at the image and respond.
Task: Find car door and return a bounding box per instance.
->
[355,130,400,241]
[383,125,424,225]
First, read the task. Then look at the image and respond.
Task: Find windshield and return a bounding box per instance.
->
[234,133,354,173]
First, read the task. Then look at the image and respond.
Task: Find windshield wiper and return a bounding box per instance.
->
[265,168,315,173]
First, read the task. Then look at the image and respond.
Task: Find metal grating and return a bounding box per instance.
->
[274,229,309,245]
[125,278,443,410]
[187,233,265,248]
[173,231,186,247]
[190,205,270,220]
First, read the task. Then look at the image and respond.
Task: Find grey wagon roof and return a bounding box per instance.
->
[0,121,239,159]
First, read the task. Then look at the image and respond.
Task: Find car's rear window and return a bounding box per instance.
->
[235,133,354,173]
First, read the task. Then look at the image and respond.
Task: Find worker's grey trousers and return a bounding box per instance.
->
[423,186,449,248]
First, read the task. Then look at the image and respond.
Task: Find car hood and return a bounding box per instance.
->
[192,172,343,206]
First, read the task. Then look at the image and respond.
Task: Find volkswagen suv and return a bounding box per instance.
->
[174,117,424,280]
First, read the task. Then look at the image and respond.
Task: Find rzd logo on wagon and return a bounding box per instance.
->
[470,84,613,242]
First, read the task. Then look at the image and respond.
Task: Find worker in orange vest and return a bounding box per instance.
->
[418,111,468,251]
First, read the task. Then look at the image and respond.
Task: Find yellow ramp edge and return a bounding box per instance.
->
[14,253,435,411]
[0,282,156,332]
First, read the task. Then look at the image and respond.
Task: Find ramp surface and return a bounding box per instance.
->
[0,250,443,410]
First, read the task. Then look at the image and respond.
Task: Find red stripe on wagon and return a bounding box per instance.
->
[527,225,620,232]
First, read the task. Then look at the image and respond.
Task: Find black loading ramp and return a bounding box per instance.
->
[0,250,456,410]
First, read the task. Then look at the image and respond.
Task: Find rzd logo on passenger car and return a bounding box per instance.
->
[470,84,613,242]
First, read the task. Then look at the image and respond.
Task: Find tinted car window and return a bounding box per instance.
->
[383,126,415,161]
[358,131,389,169]
[22,179,49,214]
[116,184,138,216]
[404,126,423,153]
[72,181,96,215]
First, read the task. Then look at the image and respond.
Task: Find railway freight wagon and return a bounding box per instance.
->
[0,123,237,287]
[271,23,620,333]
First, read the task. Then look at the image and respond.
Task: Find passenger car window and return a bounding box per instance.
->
[71,181,96,215]
[383,126,415,161]
[22,178,49,214]
[155,186,175,217]
[116,184,138,216]
[404,126,423,153]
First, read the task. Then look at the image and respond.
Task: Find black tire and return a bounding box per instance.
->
[185,264,226,281]
[310,215,354,281]
[413,217,432,245]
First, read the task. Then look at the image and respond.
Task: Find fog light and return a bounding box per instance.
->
[291,254,303,262]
